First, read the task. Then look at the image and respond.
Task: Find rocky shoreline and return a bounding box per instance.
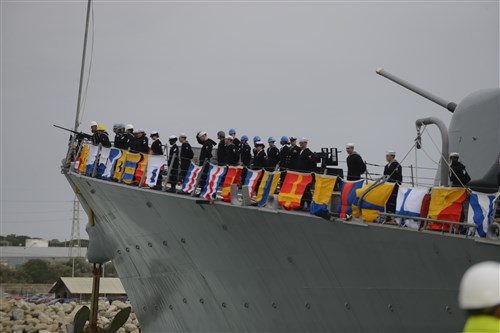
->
[0,299,140,333]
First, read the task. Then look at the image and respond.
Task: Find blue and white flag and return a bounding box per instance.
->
[96,147,111,177]
[85,145,99,176]
[102,148,122,180]
[145,155,165,188]
[200,164,227,200]
[242,169,263,198]
[468,191,500,237]
[181,163,203,194]
[396,186,428,229]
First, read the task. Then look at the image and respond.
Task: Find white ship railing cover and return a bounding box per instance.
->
[71,143,500,239]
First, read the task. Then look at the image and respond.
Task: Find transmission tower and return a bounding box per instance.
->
[68,195,82,258]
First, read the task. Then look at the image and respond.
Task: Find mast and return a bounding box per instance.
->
[73,0,93,132]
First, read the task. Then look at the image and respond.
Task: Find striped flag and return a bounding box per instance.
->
[96,147,111,177]
[85,145,99,176]
[278,171,313,210]
[134,154,148,185]
[352,182,395,222]
[310,174,337,217]
[337,179,364,218]
[77,144,90,173]
[181,163,203,194]
[113,151,128,181]
[201,164,227,200]
[395,186,428,229]
[221,166,243,202]
[242,169,263,199]
[427,187,467,231]
[256,171,281,207]
[145,155,166,188]
[102,148,123,180]
[122,153,142,184]
[468,191,499,237]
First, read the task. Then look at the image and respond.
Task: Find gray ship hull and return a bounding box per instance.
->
[65,171,499,333]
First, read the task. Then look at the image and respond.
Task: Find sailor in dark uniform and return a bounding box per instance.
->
[95,124,111,148]
[449,152,471,187]
[252,141,267,170]
[149,131,164,189]
[289,136,301,171]
[267,137,280,170]
[252,135,261,160]
[278,136,291,183]
[297,138,315,208]
[229,129,241,156]
[383,150,403,184]
[132,129,149,153]
[240,135,252,168]
[124,124,135,150]
[179,133,194,184]
[383,150,402,215]
[198,131,216,190]
[90,121,99,145]
[346,143,366,181]
[225,136,239,166]
[113,123,128,149]
[216,131,227,166]
[167,135,179,192]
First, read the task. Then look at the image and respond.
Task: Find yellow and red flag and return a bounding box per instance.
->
[310,174,337,216]
[256,171,281,207]
[134,154,149,186]
[77,144,90,174]
[113,151,128,181]
[221,166,243,202]
[278,171,313,210]
[352,182,395,222]
[427,187,467,231]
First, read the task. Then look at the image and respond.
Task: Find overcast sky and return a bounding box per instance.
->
[1,0,499,241]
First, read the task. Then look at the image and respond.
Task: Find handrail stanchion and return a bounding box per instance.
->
[191,159,208,197]
[410,165,415,187]
[163,153,177,192]
[91,144,102,178]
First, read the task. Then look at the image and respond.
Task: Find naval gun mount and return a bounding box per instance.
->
[376,68,500,193]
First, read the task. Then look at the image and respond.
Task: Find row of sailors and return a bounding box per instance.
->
[88,122,469,187]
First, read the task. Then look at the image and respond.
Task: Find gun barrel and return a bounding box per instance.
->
[376,68,457,112]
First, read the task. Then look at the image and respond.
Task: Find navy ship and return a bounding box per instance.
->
[60,1,500,331]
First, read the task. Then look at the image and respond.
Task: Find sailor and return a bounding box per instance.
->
[252,135,261,158]
[90,121,99,145]
[228,128,241,154]
[124,124,135,150]
[289,136,301,171]
[297,138,315,172]
[113,123,128,149]
[217,130,227,166]
[132,129,149,153]
[95,124,111,148]
[198,131,216,190]
[267,137,280,170]
[278,136,291,170]
[178,133,194,184]
[225,135,239,166]
[150,131,163,155]
[346,143,366,181]
[167,135,179,192]
[198,131,216,165]
[252,141,267,170]
[240,135,252,168]
[458,261,500,333]
[383,150,402,184]
[449,152,471,187]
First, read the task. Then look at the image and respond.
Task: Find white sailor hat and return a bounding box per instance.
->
[225,135,233,140]
[179,133,187,138]
[198,131,207,138]
[346,143,355,148]
[125,124,134,131]
[289,136,297,140]
[138,128,145,133]
[255,141,265,146]
[450,152,460,157]
[169,135,177,140]
[386,150,396,156]
[299,137,308,143]
[90,121,98,126]
[150,131,159,137]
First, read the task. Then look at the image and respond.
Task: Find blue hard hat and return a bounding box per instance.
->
[228,128,236,135]
[241,135,249,141]
[268,136,276,143]
[253,135,261,141]
[280,135,289,142]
